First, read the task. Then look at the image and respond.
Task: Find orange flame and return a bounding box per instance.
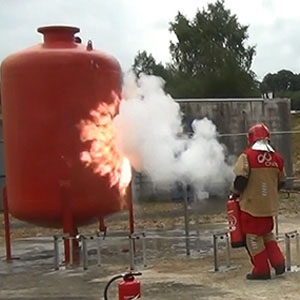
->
[78,92,132,197]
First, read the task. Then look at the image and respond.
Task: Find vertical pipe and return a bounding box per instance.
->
[128,180,135,235]
[275,215,279,238]
[69,237,73,266]
[213,234,218,272]
[3,186,12,261]
[183,185,190,256]
[60,182,79,265]
[142,233,147,267]
[61,183,72,264]
[81,236,88,270]
[99,216,106,233]
[53,235,60,270]
[127,179,136,257]
[129,236,135,270]
[195,198,201,253]
[225,233,231,268]
[296,233,300,267]
[285,234,291,271]
[97,235,101,267]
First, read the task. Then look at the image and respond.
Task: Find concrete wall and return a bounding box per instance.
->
[178,98,292,181]
[135,98,293,200]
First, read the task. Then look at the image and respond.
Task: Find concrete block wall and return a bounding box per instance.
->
[178,98,292,183]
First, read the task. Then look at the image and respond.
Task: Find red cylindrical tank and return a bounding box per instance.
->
[1,26,130,228]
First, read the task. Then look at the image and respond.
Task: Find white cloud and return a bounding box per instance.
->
[1,0,300,80]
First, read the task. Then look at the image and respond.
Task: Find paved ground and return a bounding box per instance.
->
[1,199,300,299]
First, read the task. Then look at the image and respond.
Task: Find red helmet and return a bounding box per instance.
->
[247,123,270,145]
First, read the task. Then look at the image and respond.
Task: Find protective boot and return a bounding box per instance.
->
[264,237,285,275]
[246,234,271,280]
[247,249,271,279]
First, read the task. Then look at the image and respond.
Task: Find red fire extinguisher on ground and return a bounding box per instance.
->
[104,271,142,300]
[226,194,245,248]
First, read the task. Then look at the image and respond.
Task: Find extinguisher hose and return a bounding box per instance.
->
[103,274,123,300]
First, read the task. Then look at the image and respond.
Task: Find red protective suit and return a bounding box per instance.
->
[233,123,286,280]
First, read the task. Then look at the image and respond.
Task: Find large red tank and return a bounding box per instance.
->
[0,26,131,228]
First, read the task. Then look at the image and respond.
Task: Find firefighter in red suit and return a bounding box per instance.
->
[232,123,286,280]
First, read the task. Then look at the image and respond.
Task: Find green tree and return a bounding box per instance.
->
[132,51,164,77]
[260,70,300,109]
[260,70,300,95]
[132,0,260,98]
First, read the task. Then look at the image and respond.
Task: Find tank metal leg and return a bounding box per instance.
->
[3,186,12,261]
[60,182,79,265]
[98,216,107,238]
[183,185,190,256]
[53,235,60,270]
[127,181,135,235]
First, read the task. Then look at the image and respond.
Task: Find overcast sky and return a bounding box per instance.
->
[1,0,300,81]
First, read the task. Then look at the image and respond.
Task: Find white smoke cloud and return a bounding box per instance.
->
[114,72,234,199]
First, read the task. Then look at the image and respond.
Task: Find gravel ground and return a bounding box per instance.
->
[0,194,300,300]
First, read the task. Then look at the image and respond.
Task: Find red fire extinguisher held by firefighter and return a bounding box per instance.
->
[226,194,245,248]
[104,271,142,300]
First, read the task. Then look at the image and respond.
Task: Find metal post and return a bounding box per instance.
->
[275,215,279,238]
[141,233,147,267]
[81,236,88,270]
[194,198,201,253]
[129,236,135,270]
[296,233,300,267]
[53,235,60,270]
[225,233,231,268]
[3,186,12,261]
[128,180,135,235]
[69,237,73,266]
[96,235,101,267]
[183,185,190,256]
[213,234,218,271]
[285,232,294,271]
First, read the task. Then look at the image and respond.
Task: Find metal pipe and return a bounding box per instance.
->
[128,180,135,235]
[225,233,231,268]
[2,186,12,261]
[69,237,73,266]
[275,215,279,239]
[81,236,88,270]
[285,234,292,271]
[218,130,300,137]
[129,236,135,270]
[213,234,218,272]
[195,201,201,253]
[53,235,60,270]
[183,185,190,256]
[296,233,300,267]
[97,235,101,267]
[141,233,147,267]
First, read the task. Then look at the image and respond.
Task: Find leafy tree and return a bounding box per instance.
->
[260,70,300,109]
[132,0,260,98]
[260,70,300,94]
[132,51,165,77]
